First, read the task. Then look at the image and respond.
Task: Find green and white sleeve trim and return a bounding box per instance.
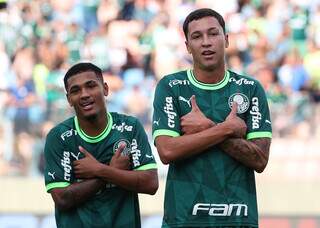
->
[46,182,70,192]
[247,131,272,140]
[153,129,180,140]
[134,163,157,171]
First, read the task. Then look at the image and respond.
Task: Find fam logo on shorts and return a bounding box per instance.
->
[113,139,131,156]
[228,93,250,114]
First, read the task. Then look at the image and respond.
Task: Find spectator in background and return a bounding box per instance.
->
[0,41,9,88]
[304,40,320,102]
[5,47,36,134]
[82,0,100,32]
[278,51,310,92]
[7,76,35,135]
[0,126,10,175]
[289,5,309,56]
[0,0,7,10]
[45,60,67,122]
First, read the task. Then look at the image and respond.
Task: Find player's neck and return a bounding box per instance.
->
[77,111,108,137]
[193,65,226,84]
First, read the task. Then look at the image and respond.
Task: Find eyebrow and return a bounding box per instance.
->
[208,27,219,32]
[190,27,219,36]
[69,79,98,91]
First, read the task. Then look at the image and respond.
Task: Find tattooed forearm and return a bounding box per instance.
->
[219,138,271,173]
[51,179,104,211]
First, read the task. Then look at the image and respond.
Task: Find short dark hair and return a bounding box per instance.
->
[183,8,226,40]
[64,62,103,91]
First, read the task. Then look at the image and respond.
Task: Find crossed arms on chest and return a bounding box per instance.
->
[50,145,158,211]
[155,95,271,173]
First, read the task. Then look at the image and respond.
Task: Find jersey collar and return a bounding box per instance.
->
[187,69,230,90]
[74,112,113,143]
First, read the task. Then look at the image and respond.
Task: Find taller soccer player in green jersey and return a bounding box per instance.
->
[152,8,272,228]
[44,62,158,228]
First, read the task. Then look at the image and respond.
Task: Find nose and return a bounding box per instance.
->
[201,34,211,47]
[80,88,90,99]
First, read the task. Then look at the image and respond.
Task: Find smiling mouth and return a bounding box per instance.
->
[80,101,94,111]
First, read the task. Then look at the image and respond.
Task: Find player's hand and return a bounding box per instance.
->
[110,144,131,170]
[180,95,215,135]
[73,146,103,179]
[225,102,247,138]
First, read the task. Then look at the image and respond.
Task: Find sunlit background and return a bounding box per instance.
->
[0,0,320,227]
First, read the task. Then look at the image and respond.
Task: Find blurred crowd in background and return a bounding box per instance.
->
[0,0,320,177]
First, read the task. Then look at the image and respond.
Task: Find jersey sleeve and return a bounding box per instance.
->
[131,119,157,171]
[152,78,181,140]
[246,81,272,140]
[44,128,73,192]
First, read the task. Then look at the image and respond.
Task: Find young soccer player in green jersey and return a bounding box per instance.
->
[44,62,158,228]
[152,8,272,228]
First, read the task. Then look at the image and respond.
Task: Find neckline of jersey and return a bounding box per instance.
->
[74,112,113,143]
[187,69,230,90]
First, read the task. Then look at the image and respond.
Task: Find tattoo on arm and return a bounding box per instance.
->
[52,179,104,211]
[219,138,271,173]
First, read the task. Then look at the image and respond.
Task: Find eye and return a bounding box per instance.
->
[208,29,220,36]
[87,81,98,88]
[69,87,79,94]
[190,31,202,40]
[191,34,201,40]
[209,31,219,36]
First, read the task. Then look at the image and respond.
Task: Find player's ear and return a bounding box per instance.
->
[225,34,229,48]
[66,93,73,107]
[185,40,192,54]
[103,82,109,97]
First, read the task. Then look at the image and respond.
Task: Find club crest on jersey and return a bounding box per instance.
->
[228,93,249,114]
[113,139,131,156]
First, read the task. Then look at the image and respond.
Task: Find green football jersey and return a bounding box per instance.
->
[44,112,157,228]
[152,70,272,228]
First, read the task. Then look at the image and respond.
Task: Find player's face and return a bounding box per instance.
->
[66,71,108,121]
[185,16,229,71]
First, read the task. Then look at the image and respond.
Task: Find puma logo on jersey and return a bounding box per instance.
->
[179,96,191,107]
[265,120,271,124]
[145,154,154,159]
[153,118,160,126]
[48,172,55,180]
[71,152,81,160]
